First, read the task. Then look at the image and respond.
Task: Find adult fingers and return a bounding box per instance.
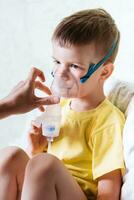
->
[10,81,25,93]
[35,81,51,95]
[35,95,60,106]
[38,106,45,112]
[28,67,45,83]
[15,81,25,89]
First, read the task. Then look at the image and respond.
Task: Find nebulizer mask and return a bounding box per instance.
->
[33,38,118,149]
[50,66,80,98]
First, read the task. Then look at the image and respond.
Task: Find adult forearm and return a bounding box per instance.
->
[0,98,14,119]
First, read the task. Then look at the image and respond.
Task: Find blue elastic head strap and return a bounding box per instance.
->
[80,38,119,83]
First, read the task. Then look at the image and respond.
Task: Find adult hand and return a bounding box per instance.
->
[0,67,60,118]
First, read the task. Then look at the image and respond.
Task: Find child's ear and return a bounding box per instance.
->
[100,62,114,80]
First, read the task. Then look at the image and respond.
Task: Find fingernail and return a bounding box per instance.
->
[53,96,60,103]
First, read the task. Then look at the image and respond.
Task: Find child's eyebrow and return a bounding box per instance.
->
[52,56,57,60]
[52,56,88,67]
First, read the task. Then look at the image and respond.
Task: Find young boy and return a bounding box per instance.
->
[0,8,125,200]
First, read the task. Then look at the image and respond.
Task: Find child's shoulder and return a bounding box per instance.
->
[97,98,125,126]
[103,98,124,117]
[89,99,125,139]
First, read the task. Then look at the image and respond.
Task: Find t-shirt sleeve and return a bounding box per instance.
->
[92,123,125,180]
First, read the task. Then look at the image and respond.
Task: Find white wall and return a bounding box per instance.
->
[0,0,134,148]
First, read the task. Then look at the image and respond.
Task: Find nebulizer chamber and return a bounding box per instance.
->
[33,103,61,140]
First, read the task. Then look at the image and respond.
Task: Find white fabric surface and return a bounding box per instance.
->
[105,78,134,200]
[121,97,134,200]
[105,77,134,115]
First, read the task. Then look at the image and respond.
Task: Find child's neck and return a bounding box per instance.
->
[70,92,106,112]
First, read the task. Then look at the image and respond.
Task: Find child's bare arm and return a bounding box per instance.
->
[27,124,48,157]
[97,169,122,200]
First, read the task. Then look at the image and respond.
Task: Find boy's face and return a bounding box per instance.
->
[51,41,105,99]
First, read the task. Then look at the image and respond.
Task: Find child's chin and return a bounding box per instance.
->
[61,91,78,98]
[52,88,78,99]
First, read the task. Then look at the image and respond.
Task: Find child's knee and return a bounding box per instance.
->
[0,146,29,173]
[26,153,61,179]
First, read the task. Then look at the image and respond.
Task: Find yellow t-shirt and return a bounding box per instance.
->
[48,98,125,199]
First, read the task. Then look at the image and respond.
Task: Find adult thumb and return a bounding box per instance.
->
[36,96,60,106]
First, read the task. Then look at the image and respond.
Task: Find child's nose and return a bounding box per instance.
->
[54,66,70,80]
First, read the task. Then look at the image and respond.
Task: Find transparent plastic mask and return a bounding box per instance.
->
[50,67,80,98]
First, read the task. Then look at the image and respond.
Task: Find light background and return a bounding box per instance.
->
[0,0,134,148]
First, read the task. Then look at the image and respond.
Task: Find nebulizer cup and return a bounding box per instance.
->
[33,67,79,151]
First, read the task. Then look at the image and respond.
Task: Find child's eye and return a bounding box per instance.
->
[53,60,60,64]
[70,64,82,70]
